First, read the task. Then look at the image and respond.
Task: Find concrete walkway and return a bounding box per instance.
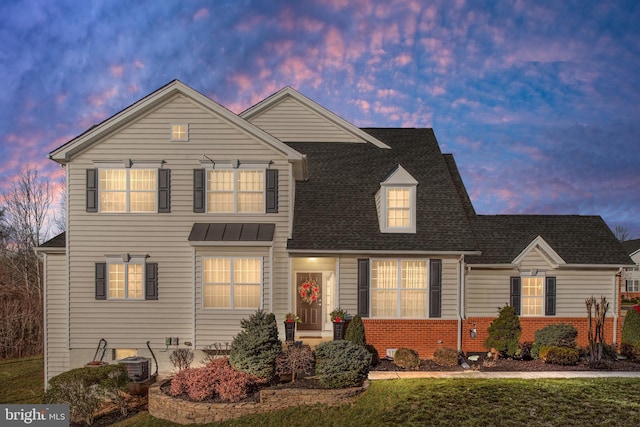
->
[369,370,640,380]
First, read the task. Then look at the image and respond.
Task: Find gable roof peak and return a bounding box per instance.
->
[241,86,391,149]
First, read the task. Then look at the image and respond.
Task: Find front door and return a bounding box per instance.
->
[296,272,322,330]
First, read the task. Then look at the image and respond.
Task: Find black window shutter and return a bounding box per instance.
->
[266,169,278,213]
[429,259,442,318]
[86,169,98,213]
[357,259,370,317]
[95,263,107,300]
[193,169,205,213]
[158,169,171,213]
[145,263,158,300]
[510,277,521,315]
[545,277,556,316]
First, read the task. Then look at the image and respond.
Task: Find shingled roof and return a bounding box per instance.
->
[39,232,66,248]
[622,238,640,256]
[466,215,633,265]
[286,128,479,253]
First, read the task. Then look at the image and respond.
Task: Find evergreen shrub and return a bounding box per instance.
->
[539,346,580,366]
[393,348,420,369]
[344,315,366,347]
[531,323,578,359]
[229,310,282,380]
[621,306,640,360]
[484,305,521,357]
[433,347,459,367]
[315,340,371,388]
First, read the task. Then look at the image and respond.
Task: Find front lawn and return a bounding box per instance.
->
[0,356,44,404]
[115,377,640,426]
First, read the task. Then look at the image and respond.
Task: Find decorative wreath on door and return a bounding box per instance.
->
[298,275,320,304]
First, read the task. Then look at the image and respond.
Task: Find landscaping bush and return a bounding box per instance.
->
[345,315,366,347]
[365,344,380,367]
[169,348,194,372]
[539,346,580,366]
[315,340,371,388]
[393,348,420,369]
[516,342,533,360]
[169,357,264,402]
[275,343,314,382]
[44,364,129,425]
[531,323,578,359]
[229,310,282,380]
[485,305,521,357]
[621,306,640,360]
[433,347,459,367]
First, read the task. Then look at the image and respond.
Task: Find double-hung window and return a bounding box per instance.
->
[370,259,427,318]
[376,165,418,233]
[208,170,264,213]
[521,277,544,316]
[511,274,556,316]
[203,257,262,309]
[106,257,145,300]
[99,168,157,213]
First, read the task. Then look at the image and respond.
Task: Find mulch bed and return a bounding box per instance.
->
[372,354,640,372]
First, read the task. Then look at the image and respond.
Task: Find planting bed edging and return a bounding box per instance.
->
[148,379,368,425]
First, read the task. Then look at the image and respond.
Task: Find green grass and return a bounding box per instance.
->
[113,378,640,427]
[0,356,44,404]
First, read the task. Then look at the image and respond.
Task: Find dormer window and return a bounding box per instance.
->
[376,165,417,233]
[171,124,188,141]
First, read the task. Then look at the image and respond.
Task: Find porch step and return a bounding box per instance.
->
[296,336,332,349]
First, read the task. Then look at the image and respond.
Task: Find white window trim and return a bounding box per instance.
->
[105,255,147,300]
[626,279,640,292]
[381,185,417,233]
[201,256,263,310]
[370,258,429,319]
[171,123,189,141]
[98,167,158,213]
[205,168,266,214]
[520,271,546,317]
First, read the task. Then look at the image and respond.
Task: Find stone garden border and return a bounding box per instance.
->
[148,379,368,425]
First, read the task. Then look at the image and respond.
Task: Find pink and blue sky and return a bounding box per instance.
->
[1,0,639,238]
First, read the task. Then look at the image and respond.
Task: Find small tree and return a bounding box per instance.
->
[344,314,366,346]
[485,305,521,358]
[585,296,609,366]
[275,343,314,382]
[229,310,281,381]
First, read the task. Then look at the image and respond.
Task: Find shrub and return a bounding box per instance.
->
[531,323,578,359]
[229,310,282,380]
[201,342,230,364]
[44,364,129,425]
[393,348,420,369]
[169,357,264,402]
[621,306,640,360]
[484,305,521,357]
[169,348,194,372]
[275,343,315,382]
[344,315,366,347]
[315,340,371,388]
[433,347,459,367]
[365,344,380,367]
[539,346,580,366]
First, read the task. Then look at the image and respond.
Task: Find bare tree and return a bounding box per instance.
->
[614,225,629,242]
[0,165,52,297]
[52,172,66,234]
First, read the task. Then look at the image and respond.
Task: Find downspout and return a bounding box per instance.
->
[614,268,622,346]
[457,255,465,353]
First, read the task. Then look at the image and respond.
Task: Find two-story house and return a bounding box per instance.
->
[38,80,632,384]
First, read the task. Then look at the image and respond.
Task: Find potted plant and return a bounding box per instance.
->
[284,312,301,342]
[330,307,349,340]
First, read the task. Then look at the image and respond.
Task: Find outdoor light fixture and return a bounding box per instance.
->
[469,321,477,339]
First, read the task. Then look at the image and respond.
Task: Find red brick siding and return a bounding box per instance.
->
[362,319,458,358]
[462,316,617,353]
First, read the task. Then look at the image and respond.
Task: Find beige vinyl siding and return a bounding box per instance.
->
[441,258,459,319]
[44,252,69,383]
[338,257,358,314]
[519,247,554,270]
[65,94,292,352]
[466,268,617,317]
[247,97,364,143]
[194,246,271,346]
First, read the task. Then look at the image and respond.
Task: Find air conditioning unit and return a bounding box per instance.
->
[119,357,150,382]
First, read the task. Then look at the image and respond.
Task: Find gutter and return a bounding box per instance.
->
[457,255,465,353]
